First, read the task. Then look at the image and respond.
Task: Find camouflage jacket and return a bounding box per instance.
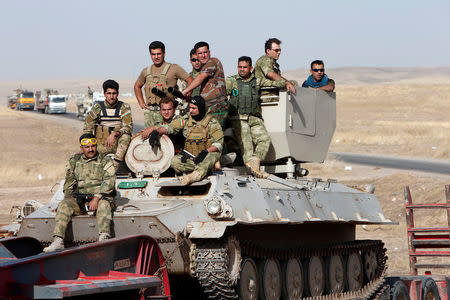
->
[63,153,116,200]
[254,55,287,88]
[83,100,133,136]
[165,114,224,152]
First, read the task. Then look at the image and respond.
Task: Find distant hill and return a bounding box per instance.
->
[284,67,450,85]
[2,67,450,98]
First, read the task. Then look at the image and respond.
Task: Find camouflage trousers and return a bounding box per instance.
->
[144,109,163,128]
[231,114,271,163]
[53,196,113,239]
[171,152,220,179]
[207,102,229,127]
[97,133,131,162]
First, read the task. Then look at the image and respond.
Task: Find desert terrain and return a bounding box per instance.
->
[0,67,449,276]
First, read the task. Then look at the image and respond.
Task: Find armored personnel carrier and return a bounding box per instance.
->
[19,88,393,299]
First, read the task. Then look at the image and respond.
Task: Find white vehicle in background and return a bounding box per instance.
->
[35,89,67,114]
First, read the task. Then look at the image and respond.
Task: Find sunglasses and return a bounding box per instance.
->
[312,68,325,72]
[191,58,199,62]
[80,138,98,146]
[271,49,281,53]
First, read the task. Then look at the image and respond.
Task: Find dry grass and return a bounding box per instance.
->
[331,84,450,159]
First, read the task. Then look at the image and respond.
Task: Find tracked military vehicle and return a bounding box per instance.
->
[19,88,393,299]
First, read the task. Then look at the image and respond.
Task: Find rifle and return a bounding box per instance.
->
[73,192,94,208]
[181,149,195,163]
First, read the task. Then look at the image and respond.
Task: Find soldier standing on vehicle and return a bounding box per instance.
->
[226,56,270,178]
[148,96,223,185]
[189,48,202,98]
[43,133,116,252]
[83,80,132,170]
[181,41,229,126]
[254,38,296,96]
[134,41,192,127]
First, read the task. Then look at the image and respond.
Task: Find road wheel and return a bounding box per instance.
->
[326,255,345,294]
[260,258,282,300]
[346,252,363,291]
[390,280,410,300]
[306,256,325,296]
[422,278,440,300]
[239,258,259,300]
[363,250,378,281]
[282,258,304,299]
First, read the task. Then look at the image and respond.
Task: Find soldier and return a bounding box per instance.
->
[226,56,270,178]
[83,80,132,170]
[134,41,192,127]
[254,38,296,96]
[181,41,229,126]
[149,96,223,185]
[43,133,116,252]
[302,60,335,92]
[189,48,202,98]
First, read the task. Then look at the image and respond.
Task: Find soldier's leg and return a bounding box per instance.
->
[231,118,253,164]
[144,109,163,128]
[171,155,196,174]
[248,116,271,161]
[194,152,221,179]
[96,199,113,236]
[113,134,131,162]
[53,197,84,239]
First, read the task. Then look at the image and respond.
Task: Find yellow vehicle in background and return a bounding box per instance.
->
[14,89,34,110]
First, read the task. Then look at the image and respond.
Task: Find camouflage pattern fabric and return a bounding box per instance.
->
[152,114,187,153]
[144,109,163,128]
[53,197,113,238]
[254,55,287,89]
[207,101,229,128]
[199,58,227,108]
[231,115,270,163]
[84,100,132,161]
[171,152,221,179]
[97,133,131,162]
[190,69,201,98]
[54,152,116,238]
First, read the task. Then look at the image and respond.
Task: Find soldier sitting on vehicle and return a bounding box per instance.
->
[140,97,185,152]
[226,56,270,178]
[302,60,335,92]
[83,80,133,171]
[148,96,223,185]
[43,133,116,252]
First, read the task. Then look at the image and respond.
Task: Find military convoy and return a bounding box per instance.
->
[35,89,67,114]
[17,88,397,299]
[7,89,34,110]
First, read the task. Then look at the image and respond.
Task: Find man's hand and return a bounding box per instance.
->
[194,150,208,164]
[88,197,100,211]
[286,81,296,95]
[149,130,160,147]
[140,126,157,140]
[139,102,148,110]
[105,132,118,148]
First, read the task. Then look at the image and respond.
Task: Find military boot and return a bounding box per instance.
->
[180,171,202,186]
[43,236,64,252]
[98,232,111,242]
[246,157,269,178]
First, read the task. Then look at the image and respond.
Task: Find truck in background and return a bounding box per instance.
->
[14,89,34,110]
[35,89,66,114]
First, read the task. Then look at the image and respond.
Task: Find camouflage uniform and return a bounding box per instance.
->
[154,114,187,153]
[198,58,229,127]
[190,69,201,98]
[226,73,271,163]
[254,55,292,103]
[164,115,223,179]
[84,100,133,163]
[53,153,116,238]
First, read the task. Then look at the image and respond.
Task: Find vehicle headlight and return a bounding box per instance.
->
[205,199,222,215]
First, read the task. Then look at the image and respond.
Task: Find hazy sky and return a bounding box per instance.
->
[1,0,449,81]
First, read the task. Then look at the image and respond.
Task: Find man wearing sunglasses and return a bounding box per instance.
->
[189,48,202,98]
[43,133,116,252]
[255,38,297,96]
[181,41,228,127]
[134,41,193,127]
[302,60,335,92]
[83,80,132,171]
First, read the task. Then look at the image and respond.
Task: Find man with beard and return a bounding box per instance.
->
[148,96,223,185]
[302,60,335,92]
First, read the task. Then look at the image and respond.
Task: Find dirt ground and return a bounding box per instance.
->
[0,82,449,277]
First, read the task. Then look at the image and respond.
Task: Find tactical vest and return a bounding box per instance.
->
[229,76,260,116]
[144,63,172,105]
[184,114,212,156]
[95,101,123,144]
